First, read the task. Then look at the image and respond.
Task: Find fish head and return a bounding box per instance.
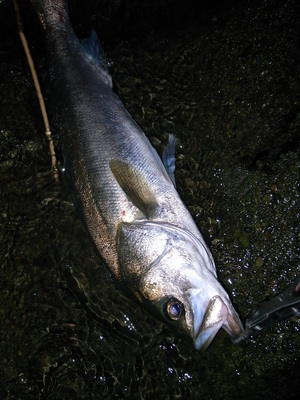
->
[117,221,243,350]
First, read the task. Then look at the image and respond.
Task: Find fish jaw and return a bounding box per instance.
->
[189,285,243,350]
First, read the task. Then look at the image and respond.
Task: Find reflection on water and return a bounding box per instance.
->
[0,0,299,398]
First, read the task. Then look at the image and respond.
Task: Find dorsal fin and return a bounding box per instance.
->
[109,159,160,219]
[80,30,112,88]
[162,134,177,186]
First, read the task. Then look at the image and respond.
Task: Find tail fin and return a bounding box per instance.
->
[30,0,70,31]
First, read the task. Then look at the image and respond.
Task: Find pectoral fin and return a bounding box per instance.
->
[109,159,160,218]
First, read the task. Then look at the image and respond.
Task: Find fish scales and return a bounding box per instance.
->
[30,0,243,350]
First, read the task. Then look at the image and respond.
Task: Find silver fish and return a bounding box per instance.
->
[31,0,243,350]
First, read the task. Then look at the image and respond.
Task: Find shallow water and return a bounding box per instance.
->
[0,0,299,399]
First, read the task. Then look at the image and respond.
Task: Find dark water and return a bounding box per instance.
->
[0,0,299,398]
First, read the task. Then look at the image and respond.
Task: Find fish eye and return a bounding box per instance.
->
[165,298,184,320]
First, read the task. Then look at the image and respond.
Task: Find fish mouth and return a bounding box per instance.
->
[194,295,243,350]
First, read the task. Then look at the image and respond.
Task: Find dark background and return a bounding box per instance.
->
[0,0,299,398]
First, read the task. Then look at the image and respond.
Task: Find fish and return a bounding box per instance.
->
[30,0,243,350]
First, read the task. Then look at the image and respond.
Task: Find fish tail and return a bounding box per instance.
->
[30,0,70,31]
[31,0,113,89]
